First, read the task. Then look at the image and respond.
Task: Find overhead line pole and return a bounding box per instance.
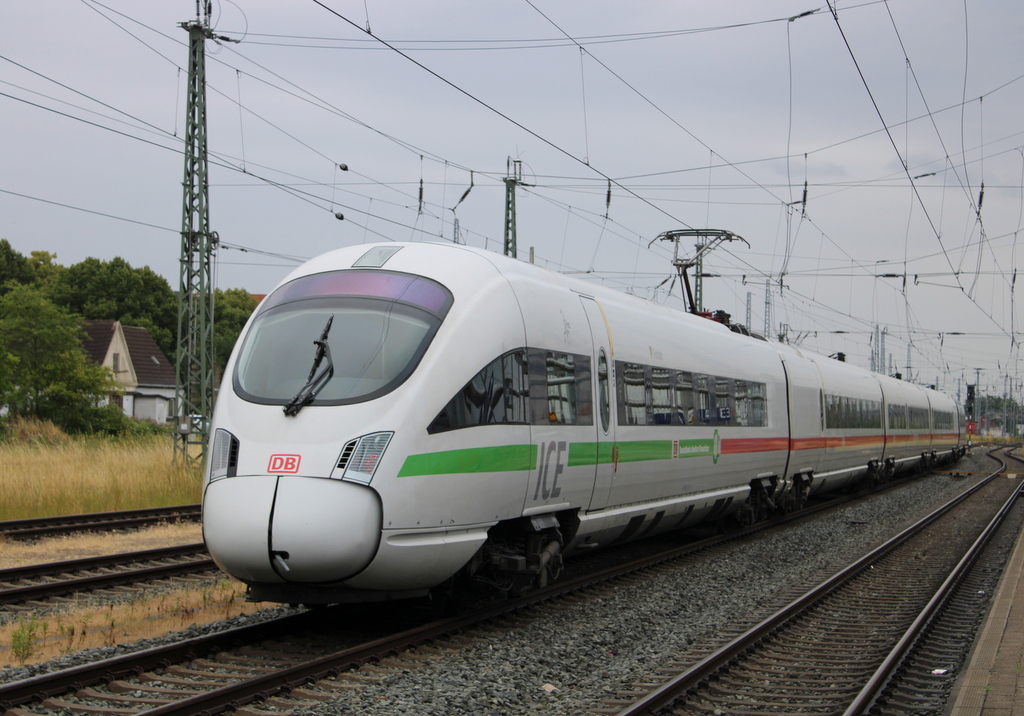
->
[503,158,526,258]
[174,7,235,464]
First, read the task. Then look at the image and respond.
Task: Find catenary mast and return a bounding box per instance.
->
[174,3,234,463]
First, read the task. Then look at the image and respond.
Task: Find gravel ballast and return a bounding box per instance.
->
[0,449,1006,715]
[297,451,1004,716]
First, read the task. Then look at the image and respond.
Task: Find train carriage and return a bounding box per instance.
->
[202,241,966,604]
[806,351,887,493]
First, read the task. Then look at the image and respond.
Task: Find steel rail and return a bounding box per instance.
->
[0,505,201,540]
[842,448,1020,715]
[0,544,212,606]
[0,611,325,712]
[612,450,1007,716]
[0,488,864,712]
[55,474,958,716]
[0,465,965,714]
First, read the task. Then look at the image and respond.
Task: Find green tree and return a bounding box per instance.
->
[0,284,120,432]
[28,250,62,286]
[0,239,34,294]
[214,288,259,367]
[0,346,16,400]
[48,257,177,357]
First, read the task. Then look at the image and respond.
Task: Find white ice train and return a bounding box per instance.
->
[202,242,967,604]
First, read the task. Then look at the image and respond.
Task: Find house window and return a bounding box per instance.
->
[112,353,120,372]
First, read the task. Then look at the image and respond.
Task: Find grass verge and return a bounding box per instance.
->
[0,423,202,521]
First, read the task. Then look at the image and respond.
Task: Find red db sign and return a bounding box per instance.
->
[268,454,301,474]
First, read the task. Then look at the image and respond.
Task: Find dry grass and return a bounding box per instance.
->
[0,578,269,667]
[0,427,202,521]
[3,417,70,445]
[0,523,204,570]
[0,420,271,670]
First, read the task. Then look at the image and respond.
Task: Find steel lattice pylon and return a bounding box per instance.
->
[174,19,217,464]
[503,158,524,258]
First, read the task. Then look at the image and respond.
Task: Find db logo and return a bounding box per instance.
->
[267,454,301,474]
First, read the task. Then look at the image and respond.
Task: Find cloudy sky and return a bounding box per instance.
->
[3,1,1022,399]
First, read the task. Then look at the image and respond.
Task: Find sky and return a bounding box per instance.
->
[2,1,1023,401]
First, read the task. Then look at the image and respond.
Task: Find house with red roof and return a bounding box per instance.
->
[82,320,176,424]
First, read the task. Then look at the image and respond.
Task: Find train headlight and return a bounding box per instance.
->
[209,429,239,480]
[336,432,393,483]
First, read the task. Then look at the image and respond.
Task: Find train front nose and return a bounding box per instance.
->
[202,476,382,584]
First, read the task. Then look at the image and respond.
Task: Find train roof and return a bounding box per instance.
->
[270,241,955,402]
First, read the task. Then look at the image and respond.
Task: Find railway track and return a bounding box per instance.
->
[0,505,201,541]
[0,457,1000,716]
[0,544,215,610]
[603,446,1021,716]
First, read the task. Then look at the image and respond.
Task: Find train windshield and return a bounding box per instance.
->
[233,270,452,407]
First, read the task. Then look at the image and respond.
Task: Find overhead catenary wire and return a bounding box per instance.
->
[5,69,1011,340]
[19,2,1019,288]
[308,0,698,233]
[4,1,1021,385]
[824,0,1012,341]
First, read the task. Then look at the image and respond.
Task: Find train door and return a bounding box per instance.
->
[778,349,823,483]
[580,296,616,511]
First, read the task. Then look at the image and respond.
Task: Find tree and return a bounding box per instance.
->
[0,239,34,294]
[28,250,62,286]
[0,284,119,432]
[0,346,16,400]
[214,288,259,367]
[48,257,177,357]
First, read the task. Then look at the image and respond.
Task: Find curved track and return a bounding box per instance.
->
[605,446,1021,716]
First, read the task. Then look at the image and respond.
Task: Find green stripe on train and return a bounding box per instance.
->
[568,438,713,466]
[398,438,716,477]
[397,444,539,477]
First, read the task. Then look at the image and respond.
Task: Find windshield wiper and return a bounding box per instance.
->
[283,315,335,417]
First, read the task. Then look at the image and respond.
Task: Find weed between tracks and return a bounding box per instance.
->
[0,578,268,668]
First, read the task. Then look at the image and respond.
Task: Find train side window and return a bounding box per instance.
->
[715,377,734,425]
[734,380,748,426]
[650,368,672,425]
[888,403,907,430]
[542,351,584,425]
[618,361,647,426]
[427,349,529,434]
[909,406,929,430]
[597,349,610,433]
[695,375,712,423]
[750,382,767,427]
[674,371,695,425]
